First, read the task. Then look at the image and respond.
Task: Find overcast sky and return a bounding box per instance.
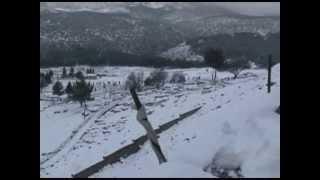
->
[213,2,279,16]
[41,2,280,16]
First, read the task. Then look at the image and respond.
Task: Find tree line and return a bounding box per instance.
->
[52,79,94,107]
[40,45,207,68]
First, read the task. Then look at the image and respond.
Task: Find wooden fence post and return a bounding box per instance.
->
[267,54,272,93]
[129,87,167,164]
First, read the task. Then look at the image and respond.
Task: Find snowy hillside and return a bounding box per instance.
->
[91,65,280,178]
[40,64,279,178]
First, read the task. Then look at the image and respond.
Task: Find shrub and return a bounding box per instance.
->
[144,68,168,88]
[170,72,186,83]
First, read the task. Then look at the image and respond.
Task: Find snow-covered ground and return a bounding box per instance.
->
[40,64,280,178]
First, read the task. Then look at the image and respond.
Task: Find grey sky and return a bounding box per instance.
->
[41,2,279,16]
[213,2,279,16]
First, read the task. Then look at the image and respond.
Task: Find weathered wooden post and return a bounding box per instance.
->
[267,54,272,93]
[129,86,167,164]
[276,105,280,114]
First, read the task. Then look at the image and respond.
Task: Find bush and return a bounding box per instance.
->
[144,68,168,88]
[170,72,186,83]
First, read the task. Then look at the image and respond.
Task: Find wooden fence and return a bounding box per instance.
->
[72,106,202,178]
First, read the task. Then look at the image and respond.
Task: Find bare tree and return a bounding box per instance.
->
[226,57,250,79]
[125,72,144,92]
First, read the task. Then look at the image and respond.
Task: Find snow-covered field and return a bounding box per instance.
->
[40,64,280,178]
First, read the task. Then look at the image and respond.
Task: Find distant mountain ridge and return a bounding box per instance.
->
[40,3,280,66]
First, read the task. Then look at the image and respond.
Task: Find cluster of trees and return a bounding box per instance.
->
[40,70,54,91]
[52,79,94,107]
[86,68,95,74]
[61,67,75,78]
[61,66,87,80]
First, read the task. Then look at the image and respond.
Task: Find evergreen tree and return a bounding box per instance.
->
[52,81,64,96]
[69,67,74,77]
[62,67,67,78]
[65,81,73,95]
[44,72,52,84]
[70,79,94,107]
[48,70,54,78]
[40,73,47,92]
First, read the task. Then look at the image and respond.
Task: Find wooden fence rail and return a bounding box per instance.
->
[72,106,202,178]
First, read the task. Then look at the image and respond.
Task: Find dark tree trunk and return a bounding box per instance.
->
[83,101,87,121]
[213,70,217,81]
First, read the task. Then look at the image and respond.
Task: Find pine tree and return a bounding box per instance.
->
[65,81,73,95]
[40,74,47,93]
[45,72,52,84]
[52,81,64,96]
[70,79,93,106]
[62,67,67,78]
[48,70,54,78]
[69,67,74,77]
